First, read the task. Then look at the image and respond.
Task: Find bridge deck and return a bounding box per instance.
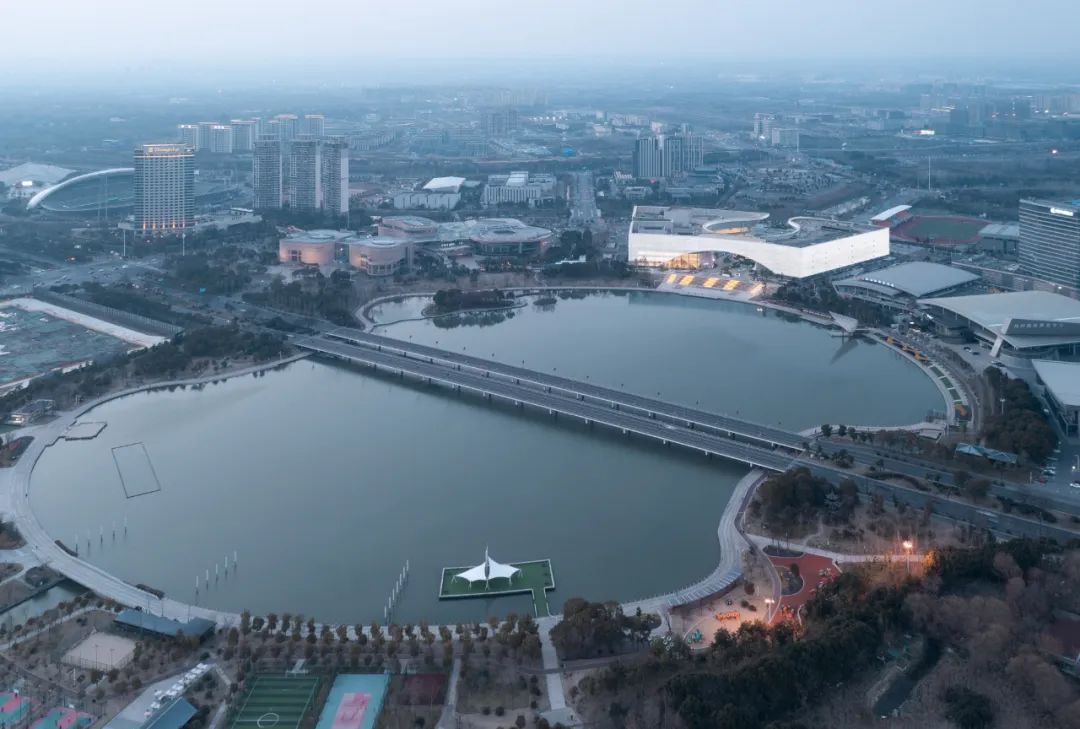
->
[296,336,799,471]
[318,328,807,449]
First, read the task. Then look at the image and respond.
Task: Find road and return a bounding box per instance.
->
[568,171,599,226]
[319,326,808,449]
[296,335,801,470]
[298,333,1080,545]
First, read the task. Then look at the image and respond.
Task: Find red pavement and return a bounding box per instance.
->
[766,552,840,625]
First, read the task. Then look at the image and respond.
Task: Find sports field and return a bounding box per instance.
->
[314,675,389,729]
[229,675,320,729]
[892,216,984,245]
[439,559,555,616]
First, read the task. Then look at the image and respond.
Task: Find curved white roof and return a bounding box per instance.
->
[26,168,133,210]
[454,548,520,585]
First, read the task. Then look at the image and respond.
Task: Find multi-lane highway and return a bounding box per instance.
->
[319,327,807,449]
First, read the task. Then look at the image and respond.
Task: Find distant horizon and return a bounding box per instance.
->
[4,0,1079,88]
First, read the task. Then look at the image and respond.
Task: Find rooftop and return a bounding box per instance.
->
[0,162,75,187]
[114,609,215,638]
[870,204,912,223]
[979,222,1020,239]
[1033,360,1080,408]
[423,176,465,193]
[836,262,979,298]
[630,206,875,247]
[920,291,1080,349]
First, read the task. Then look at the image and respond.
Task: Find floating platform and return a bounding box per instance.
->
[439,559,555,617]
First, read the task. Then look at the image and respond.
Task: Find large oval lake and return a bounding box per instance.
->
[30,292,943,623]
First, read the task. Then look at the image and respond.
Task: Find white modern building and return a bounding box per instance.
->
[628,206,889,278]
[423,176,466,194]
[920,290,1080,362]
[392,191,460,210]
[481,171,556,207]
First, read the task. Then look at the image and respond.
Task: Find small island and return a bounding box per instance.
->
[424,288,515,316]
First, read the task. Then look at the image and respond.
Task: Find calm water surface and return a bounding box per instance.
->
[31,293,942,623]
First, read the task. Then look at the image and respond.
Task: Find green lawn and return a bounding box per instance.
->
[439,559,555,616]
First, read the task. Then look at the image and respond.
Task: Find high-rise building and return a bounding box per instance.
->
[289,137,321,212]
[197,122,217,151]
[1019,199,1080,288]
[230,120,257,152]
[177,124,199,150]
[209,125,233,154]
[253,137,283,210]
[320,137,349,217]
[133,143,194,233]
[633,136,665,180]
[681,130,703,170]
[480,107,518,138]
[753,113,776,140]
[273,114,299,143]
[302,114,325,138]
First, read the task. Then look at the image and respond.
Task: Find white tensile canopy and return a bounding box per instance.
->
[455,548,520,586]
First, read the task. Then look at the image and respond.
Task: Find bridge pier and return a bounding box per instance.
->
[649,412,656,419]
[485,392,492,400]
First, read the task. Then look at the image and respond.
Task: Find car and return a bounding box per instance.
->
[1071,482,1080,489]
[1038,476,1048,483]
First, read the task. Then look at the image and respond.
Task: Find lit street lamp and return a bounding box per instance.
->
[764,597,775,621]
[902,540,914,574]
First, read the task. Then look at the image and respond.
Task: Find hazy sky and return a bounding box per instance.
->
[4,0,1078,75]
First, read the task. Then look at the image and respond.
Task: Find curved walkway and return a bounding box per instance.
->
[0,354,309,628]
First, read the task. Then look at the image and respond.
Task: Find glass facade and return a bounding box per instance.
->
[1019,199,1080,288]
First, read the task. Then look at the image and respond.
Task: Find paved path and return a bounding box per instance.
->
[744,534,926,565]
[435,658,462,729]
[0,354,309,628]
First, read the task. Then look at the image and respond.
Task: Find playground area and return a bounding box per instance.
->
[765,550,840,624]
[314,675,389,729]
[439,559,555,617]
[229,675,320,729]
[890,215,985,246]
[672,581,767,650]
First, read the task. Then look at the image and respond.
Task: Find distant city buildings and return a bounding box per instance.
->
[289,138,321,213]
[177,119,260,153]
[177,124,198,150]
[632,128,703,180]
[133,143,194,233]
[480,107,518,138]
[1019,199,1080,289]
[253,137,283,210]
[302,114,325,138]
[229,120,256,152]
[752,113,776,140]
[319,137,350,217]
[208,125,233,154]
[480,171,556,207]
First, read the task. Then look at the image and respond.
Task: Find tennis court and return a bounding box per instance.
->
[229,675,320,729]
[314,675,389,729]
